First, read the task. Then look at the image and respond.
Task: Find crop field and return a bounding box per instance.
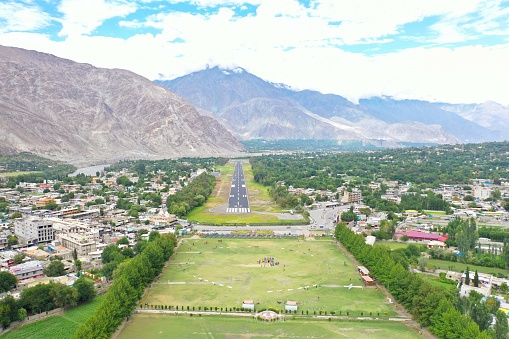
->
[0,171,42,177]
[374,242,412,251]
[1,295,104,339]
[141,238,396,316]
[187,160,299,225]
[119,314,423,339]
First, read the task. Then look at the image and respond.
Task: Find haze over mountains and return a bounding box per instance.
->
[0,45,243,164]
[158,66,508,145]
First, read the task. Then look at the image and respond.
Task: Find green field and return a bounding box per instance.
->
[375,242,411,251]
[141,239,396,316]
[1,295,104,339]
[120,314,422,339]
[187,160,301,225]
[0,171,42,177]
[428,259,508,277]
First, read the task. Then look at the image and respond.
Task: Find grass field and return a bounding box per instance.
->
[375,242,411,251]
[141,238,396,316]
[187,160,300,225]
[0,171,42,177]
[1,295,104,339]
[428,259,508,277]
[119,314,423,339]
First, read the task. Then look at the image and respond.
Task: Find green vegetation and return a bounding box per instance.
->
[427,259,508,277]
[0,271,17,293]
[0,152,76,185]
[72,234,177,338]
[1,295,104,339]
[336,222,504,338]
[167,172,216,217]
[374,242,411,251]
[141,238,396,316]
[120,314,423,339]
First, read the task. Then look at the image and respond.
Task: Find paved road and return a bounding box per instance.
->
[227,160,250,213]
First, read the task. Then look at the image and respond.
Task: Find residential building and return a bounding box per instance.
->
[9,261,44,281]
[343,189,362,204]
[472,186,491,200]
[55,232,97,257]
[15,217,54,244]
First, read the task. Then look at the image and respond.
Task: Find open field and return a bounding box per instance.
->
[141,238,396,316]
[119,314,423,339]
[0,171,42,177]
[187,160,301,225]
[1,295,104,339]
[428,259,508,277]
[375,242,412,251]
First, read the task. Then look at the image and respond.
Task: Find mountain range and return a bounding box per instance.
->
[1,44,507,165]
[158,67,509,145]
[0,45,243,164]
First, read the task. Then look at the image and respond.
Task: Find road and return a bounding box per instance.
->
[226,160,250,213]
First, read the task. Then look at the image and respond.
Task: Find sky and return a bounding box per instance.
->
[0,0,508,104]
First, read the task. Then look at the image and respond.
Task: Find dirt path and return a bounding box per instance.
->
[335,241,436,339]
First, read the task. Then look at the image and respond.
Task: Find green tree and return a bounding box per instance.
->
[495,309,509,339]
[465,266,470,285]
[13,252,26,264]
[0,272,17,293]
[117,237,129,245]
[44,260,66,277]
[473,270,480,287]
[49,283,78,309]
[148,231,160,242]
[7,235,18,248]
[73,276,96,303]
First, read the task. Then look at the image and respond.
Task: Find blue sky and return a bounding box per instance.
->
[1,0,508,104]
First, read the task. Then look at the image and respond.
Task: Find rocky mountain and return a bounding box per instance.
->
[158,67,502,145]
[0,46,243,164]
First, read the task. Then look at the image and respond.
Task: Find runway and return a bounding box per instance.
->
[227,160,250,213]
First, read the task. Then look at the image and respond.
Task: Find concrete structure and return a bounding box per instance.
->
[15,217,54,244]
[9,260,44,281]
[473,186,491,200]
[55,232,97,257]
[343,189,362,204]
[242,300,255,311]
[285,301,298,312]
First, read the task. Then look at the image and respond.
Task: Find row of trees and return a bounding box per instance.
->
[72,233,176,338]
[335,222,508,338]
[167,172,215,217]
[0,277,95,330]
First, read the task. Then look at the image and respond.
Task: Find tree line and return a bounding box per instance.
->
[71,233,176,338]
[166,172,215,217]
[335,222,508,338]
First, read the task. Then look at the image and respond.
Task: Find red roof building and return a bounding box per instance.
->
[396,230,448,242]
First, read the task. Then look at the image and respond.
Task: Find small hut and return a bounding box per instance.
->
[242,300,255,311]
[285,301,298,312]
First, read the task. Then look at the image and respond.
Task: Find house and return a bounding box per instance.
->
[395,230,448,242]
[9,261,44,281]
[242,300,255,311]
[358,266,374,286]
[426,240,447,249]
[285,301,298,312]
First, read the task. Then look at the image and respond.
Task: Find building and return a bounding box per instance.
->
[343,189,362,204]
[285,301,298,312]
[15,217,54,244]
[358,266,374,286]
[395,230,448,242]
[9,261,44,281]
[242,300,255,311]
[472,186,491,200]
[55,232,97,257]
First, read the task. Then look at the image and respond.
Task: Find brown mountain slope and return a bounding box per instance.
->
[0,45,243,164]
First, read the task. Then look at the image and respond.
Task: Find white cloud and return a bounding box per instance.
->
[57,0,138,37]
[0,2,52,33]
[0,0,508,105]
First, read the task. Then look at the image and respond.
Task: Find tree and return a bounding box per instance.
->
[473,270,480,288]
[465,267,470,285]
[13,252,26,264]
[7,235,18,249]
[340,206,358,222]
[75,259,82,273]
[148,231,160,242]
[0,272,17,293]
[72,248,78,261]
[495,310,509,339]
[117,237,129,245]
[49,283,78,309]
[73,276,96,303]
[44,260,66,277]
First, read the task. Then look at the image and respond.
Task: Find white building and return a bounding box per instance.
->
[472,186,491,200]
[9,260,44,281]
[15,217,54,245]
